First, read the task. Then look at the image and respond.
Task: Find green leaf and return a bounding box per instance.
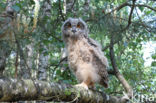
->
[138,6,144,12]
[56,69,61,75]
[152,53,156,59]
[12,5,20,12]
[151,61,156,67]
[64,89,71,96]
[146,10,152,15]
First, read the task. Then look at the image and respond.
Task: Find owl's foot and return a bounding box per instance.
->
[75,82,89,90]
[89,83,95,89]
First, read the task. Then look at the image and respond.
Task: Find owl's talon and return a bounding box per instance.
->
[75,82,88,90]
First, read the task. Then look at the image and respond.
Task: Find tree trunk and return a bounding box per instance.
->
[38,43,49,81]
[0,41,12,75]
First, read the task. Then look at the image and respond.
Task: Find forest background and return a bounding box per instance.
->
[0,0,155,102]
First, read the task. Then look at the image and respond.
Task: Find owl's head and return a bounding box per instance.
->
[62,18,88,38]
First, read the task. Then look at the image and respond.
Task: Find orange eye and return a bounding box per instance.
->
[77,24,80,28]
[68,24,71,28]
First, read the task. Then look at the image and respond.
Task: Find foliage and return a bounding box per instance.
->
[0,0,155,102]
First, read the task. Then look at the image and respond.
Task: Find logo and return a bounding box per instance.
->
[131,93,155,103]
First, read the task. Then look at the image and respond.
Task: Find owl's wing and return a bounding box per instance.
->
[88,38,108,67]
[88,38,109,88]
[87,38,102,49]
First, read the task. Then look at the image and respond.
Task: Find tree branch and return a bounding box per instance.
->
[105,2,129,15]
[105,1,155,16]
[107,69,115,75]
[104,0,155,32]
[109,34,133,100]
[102,40,119,51]
[52,56,67,70]
[0,77,128,103]
[70,0,77,11]
[58,0,65,21]
[128,4,156,12]
[121,0,136,31]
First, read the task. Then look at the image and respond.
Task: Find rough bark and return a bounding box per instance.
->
[83,0,90,16]
[66,0,75,12]
[0,78,128,103]
[16,38,31,79]
[38,43,49,81]
[0,0,16,76]
[0,41,11,76]
[26,44,34,71]
[42,0,52,17]
[37,0,51,81]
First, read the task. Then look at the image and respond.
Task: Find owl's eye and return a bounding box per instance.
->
[64,22,72,29]
[68,24,72,28]
[77,24,81,28]
[77,22,84,29]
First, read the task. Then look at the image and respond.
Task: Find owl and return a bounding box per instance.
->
[61,18,109,89]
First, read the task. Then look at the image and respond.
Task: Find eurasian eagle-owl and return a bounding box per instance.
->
[62,18,109,89]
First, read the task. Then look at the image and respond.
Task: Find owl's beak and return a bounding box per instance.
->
[72,27,76,33]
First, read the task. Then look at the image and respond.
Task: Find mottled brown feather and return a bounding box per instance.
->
[62,18,109,89]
